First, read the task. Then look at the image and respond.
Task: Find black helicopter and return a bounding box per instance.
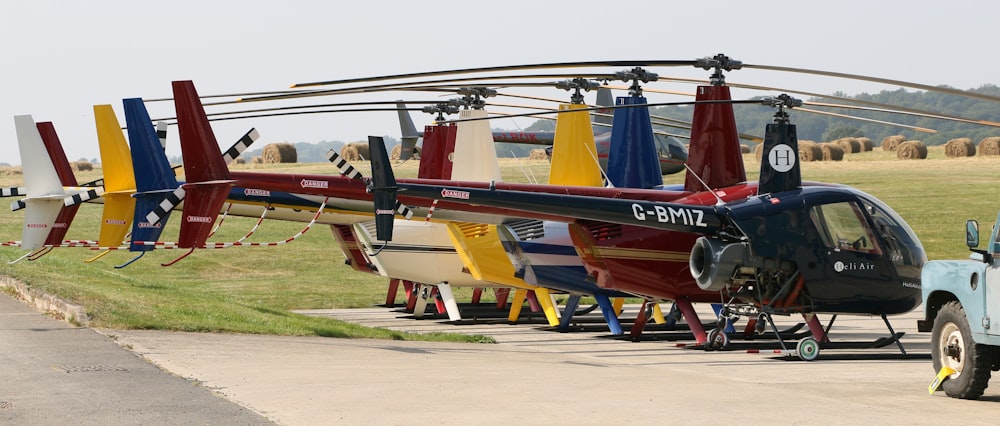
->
[364,93,928,361]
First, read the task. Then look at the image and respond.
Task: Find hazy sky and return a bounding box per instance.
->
[2,0,997,164]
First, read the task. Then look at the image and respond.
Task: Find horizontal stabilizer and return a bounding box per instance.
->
[156,122,168,149]
[144,187,185,225]
[325,149,364,180]
[2,187,26,197]
[64,188,105,206]
[326,148,412,219]
[11,199,26,211]
[222,128,259,164]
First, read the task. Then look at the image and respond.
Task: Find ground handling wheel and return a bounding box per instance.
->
[706,328,730,351]
[796,337,820,361]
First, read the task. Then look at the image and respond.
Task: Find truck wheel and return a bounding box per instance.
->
[931,301,995,399]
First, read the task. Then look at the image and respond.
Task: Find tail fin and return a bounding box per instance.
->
[35,122,81,246]
[416,123,457,179]
[606,96,663,189]
[684,85,746,191]
[757,109,801,195]
[450,109,501,182]
[94,105,136,247]
[174,80,231,183]
[396,101,420,160]
[14,115,63,250]
[593,87,614,133]
[368,136,398,241]
[548,103,603,187]
[124,98,178,251]
[172,80,235,249]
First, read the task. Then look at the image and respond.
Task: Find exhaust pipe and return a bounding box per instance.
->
[690,237,747,292]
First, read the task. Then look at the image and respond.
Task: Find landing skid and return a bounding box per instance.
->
[611,322,806,343]
[702,310,910,361]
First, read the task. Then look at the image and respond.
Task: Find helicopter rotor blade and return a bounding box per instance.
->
[802,100,1000,129]
[235,73,617,104]
[794,107,937,134]
[742,63,1000,103]
[150,100,444,122]
[290,60,699,88]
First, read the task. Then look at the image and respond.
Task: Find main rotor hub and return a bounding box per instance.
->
[615,67,658,97]
[422,101,461,121]
[456,87,496,110]
[761,94,802,124]
[696,53,743,86]
[556,78,601,104]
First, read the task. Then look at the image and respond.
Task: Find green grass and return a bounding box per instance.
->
[1,147,999,340]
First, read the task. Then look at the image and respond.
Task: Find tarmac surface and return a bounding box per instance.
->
[6,292,1000,425]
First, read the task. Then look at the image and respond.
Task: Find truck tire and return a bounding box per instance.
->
[931,301,995,399]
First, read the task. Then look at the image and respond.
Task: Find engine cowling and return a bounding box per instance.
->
[689,236,748,292]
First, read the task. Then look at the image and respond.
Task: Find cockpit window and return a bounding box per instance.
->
[809,202,882,255]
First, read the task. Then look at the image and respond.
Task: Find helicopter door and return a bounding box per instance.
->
[809,201,891,280]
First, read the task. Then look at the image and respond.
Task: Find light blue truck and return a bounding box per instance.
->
[919,212,1000,399]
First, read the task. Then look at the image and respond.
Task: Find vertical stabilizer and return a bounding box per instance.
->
[93,105,136,247]
[417,124,457,179]
[368,136,398,241]
[171,80,234,249]
[396,101,420,160]
[757,120,801,195]
[173,80,231,183]
[549,103,602,186]
[14,115,63,249]
[684,85,745,191]
[36,122,80,246]
[124,98,178,251]
[606,96,663,189]
[450,109,500,182]
[593,87,614,133]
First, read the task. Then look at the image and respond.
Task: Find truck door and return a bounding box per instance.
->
[986,214,1000,336]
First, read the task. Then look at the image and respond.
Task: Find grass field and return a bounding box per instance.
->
[1,145,999,340]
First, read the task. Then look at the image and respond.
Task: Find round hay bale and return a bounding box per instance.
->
[819,143,845,161]
[391,144,421,160]
[340,144,360,161]
[754,143,764,161]
[355,143,370,161]
[528,148,549,160]
[262,142,297,164]
[798,141,822,162]
[71,161,93,171]
[978,137,1000,155]
[944,138,976,157]
[845,137,861,153]
[740,144,751,154]
[834,138,861,153]
[341,142,371,161]
[896,140,927,159]
[250,156,263,164]
[881,135,906,151]
[231,156,246,165]
[857,137,874,151]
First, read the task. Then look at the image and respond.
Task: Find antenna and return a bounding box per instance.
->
[684,163,726,206]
